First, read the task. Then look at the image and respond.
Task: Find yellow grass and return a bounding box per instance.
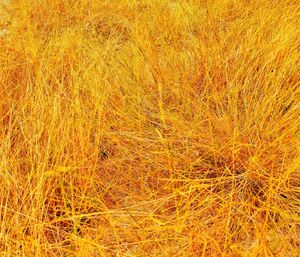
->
[0,0,299,256]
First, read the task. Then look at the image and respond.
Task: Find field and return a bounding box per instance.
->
[0,0,299,256]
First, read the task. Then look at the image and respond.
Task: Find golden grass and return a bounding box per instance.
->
[0,0,299,256]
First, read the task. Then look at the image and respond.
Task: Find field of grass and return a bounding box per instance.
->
[0,0,299,256]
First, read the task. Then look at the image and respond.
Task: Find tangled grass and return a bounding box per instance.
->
[0,0,299,256]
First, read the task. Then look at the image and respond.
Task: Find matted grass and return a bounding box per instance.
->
[0,0,299,256]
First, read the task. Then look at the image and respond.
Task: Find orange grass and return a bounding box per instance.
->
[0,0,299,256]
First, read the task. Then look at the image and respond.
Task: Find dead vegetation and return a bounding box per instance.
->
[0,0,299,256]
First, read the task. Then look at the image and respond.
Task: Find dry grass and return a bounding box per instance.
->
[0,0,299,256]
